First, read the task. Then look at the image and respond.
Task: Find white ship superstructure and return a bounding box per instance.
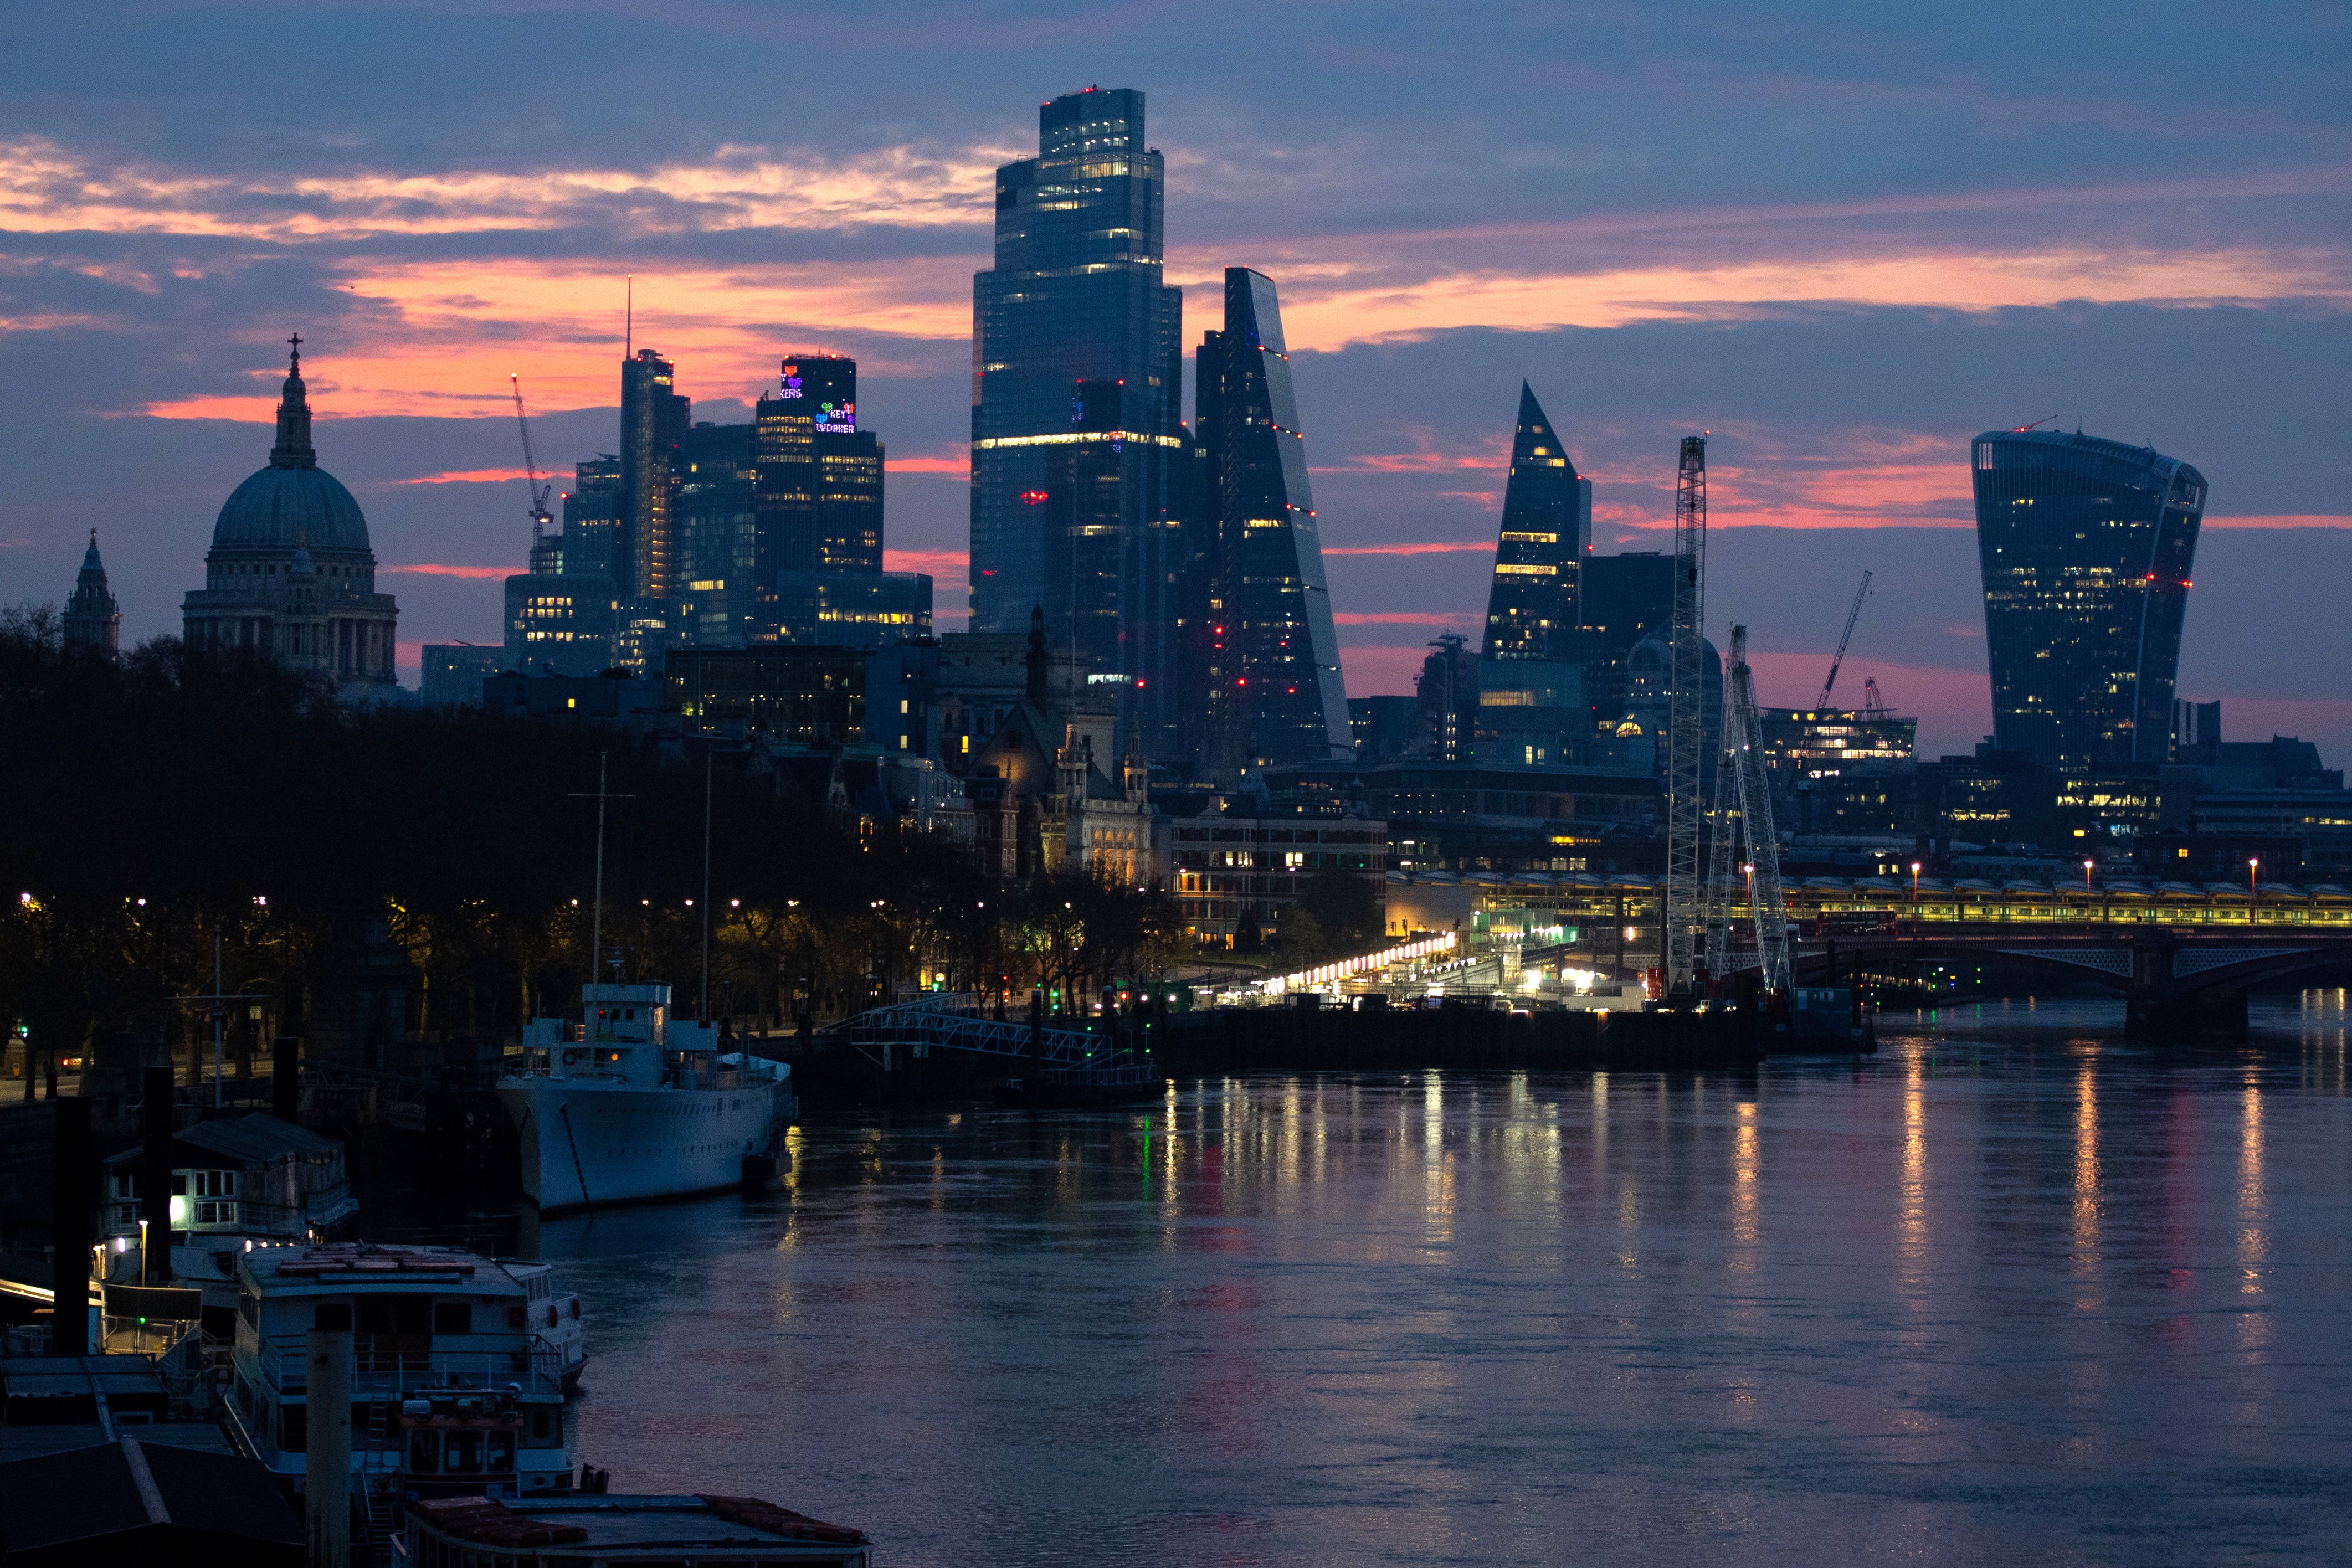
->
[497,983,793,1215]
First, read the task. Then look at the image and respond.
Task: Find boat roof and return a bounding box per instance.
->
[410,1493,868,1550]
[240,1243,527,1299]
[104,1112,340,1169]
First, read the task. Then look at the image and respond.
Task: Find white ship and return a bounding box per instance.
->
[498,983,794,1216]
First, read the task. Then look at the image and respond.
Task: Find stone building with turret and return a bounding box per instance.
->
[182,338,400,697]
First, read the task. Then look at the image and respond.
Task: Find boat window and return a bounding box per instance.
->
[433,1303,472,1336]
[447,1430,483,1473]
[488,1430,516,1471]
[531,1408,552,1441]
[279,1402,305,1453]
[409,1430,438,1472]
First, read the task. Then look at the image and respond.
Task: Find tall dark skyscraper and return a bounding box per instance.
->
[620,348,689,605]
[1196,268,1352,769]
[1475,383,1592,764]
[1971,429,2206,767]
[969,87,1185,738]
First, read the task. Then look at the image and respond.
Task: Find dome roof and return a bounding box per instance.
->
[212,464,371,553]
[209,338,373,557]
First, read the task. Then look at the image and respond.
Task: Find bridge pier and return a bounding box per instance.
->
[2124,984,2247,1037]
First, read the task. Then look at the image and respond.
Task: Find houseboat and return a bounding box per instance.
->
[224,1243,576,1511]
[497,983,794,1215]
[102,1111,360,1338]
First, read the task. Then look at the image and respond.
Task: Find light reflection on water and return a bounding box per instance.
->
[543,993,2352,1567]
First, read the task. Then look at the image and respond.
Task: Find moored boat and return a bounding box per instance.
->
[497,983,794,1215]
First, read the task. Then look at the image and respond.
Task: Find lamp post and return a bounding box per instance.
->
[2083,858,2095,892]
[1909,861,1922,901]
[2249,856,2261,914]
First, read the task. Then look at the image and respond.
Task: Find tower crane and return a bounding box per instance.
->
[511,374,554,540]
[1728,625,1791,993]
[1815,569,1872,710]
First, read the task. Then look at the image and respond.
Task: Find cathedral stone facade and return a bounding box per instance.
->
[182,341,399,696]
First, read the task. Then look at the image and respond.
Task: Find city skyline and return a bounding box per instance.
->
[2,6,2346,760]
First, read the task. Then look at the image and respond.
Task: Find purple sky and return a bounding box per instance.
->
[3,2,2346,760]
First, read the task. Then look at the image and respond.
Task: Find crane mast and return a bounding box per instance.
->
[511,374,554,540]
[1816,569,1872,709]
[1728,625,1791,991]
[1663,435,1708,1001]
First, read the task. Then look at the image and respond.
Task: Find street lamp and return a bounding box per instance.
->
[2249,857,2261,906]
[2083,858,2095,893]
[1910,861,1922,899]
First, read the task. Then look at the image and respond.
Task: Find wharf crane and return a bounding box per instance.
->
[511,374,554,540]
[1815,569,1872,710]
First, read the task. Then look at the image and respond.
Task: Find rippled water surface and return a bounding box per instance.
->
[538,995,2352,1565]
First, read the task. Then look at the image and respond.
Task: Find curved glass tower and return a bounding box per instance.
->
[1476,382,1592,764]
[1970,430,2206,768]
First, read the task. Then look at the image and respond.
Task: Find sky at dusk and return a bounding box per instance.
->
[3,3,2347,760]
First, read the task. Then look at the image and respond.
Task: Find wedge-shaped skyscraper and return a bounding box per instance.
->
[1196,268,1352,770]
[1475,384,1592,764]
[1971,429,2205,767]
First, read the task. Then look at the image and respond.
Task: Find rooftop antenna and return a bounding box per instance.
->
[2015,414,2061,432]
[625,275,633,360]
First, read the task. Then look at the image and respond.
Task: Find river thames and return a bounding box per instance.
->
[538,996,2352,1565]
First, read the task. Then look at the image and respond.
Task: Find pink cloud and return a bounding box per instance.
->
[891,453,967,476]
[2201,514,2352,529]
[382,563,510,579]
[1323,541,1493,557]
[884,548,966,578]
[395,466,534,486]
[1333,611,1475,627]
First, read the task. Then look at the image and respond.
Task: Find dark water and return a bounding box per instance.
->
[538,995,2352,1566]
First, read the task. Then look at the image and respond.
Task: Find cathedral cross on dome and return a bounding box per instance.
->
[287,331,303,372]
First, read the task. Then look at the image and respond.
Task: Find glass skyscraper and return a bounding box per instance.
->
[1971,429,2206,768]
[1476,383,1591,764]
[619,349,688,605]
[969,88,1185,739]
[1195,267,1352,769]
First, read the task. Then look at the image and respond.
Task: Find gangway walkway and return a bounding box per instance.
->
[839,995,1158,1089]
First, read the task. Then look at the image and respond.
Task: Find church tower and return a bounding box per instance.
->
[64,529,121,660]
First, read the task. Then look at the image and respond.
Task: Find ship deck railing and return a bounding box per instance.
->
[840,995,1159,1088]
[239,1332,567,1402]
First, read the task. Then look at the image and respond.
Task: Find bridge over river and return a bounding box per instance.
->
[1393,870,2352,1032]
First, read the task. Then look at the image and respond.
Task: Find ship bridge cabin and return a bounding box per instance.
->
[517,982,730,1089]
[228,1244,572,1500]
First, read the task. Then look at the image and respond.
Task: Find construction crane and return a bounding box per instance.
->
[1815,569,1872,710]
[1663,435,1709,1002]
[1861,675,1890,721]
[510,374,554,541]
[1727,625,1791,993]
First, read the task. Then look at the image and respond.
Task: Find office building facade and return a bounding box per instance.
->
[969,88,1187,746]
[1971,429,2206,767]
[1195,267,1352,770]
[672,421,758,648]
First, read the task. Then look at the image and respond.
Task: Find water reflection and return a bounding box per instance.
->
[525,994,2352,1568]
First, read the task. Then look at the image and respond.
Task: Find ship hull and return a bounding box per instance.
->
[498,1077,784,1215]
